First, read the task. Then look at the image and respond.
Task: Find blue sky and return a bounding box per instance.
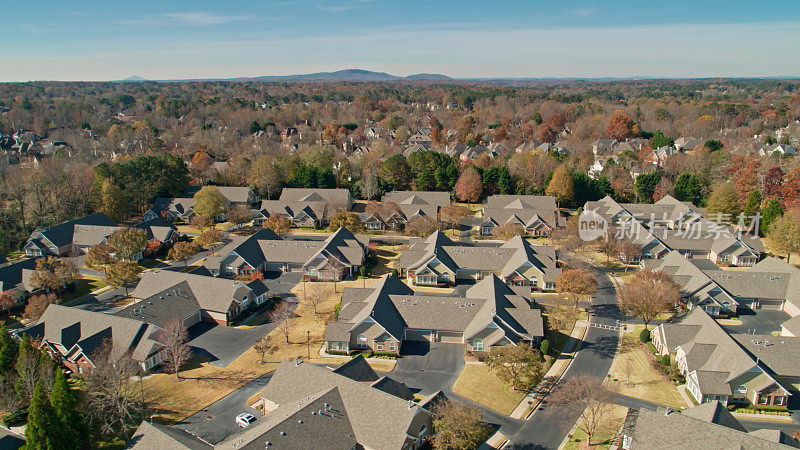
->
[3,0,800,81]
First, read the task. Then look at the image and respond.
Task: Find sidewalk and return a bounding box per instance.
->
[509,318,589,419]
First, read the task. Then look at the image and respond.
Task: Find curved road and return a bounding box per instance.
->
[509,266,623,449]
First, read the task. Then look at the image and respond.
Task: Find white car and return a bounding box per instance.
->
[235,413,256,428]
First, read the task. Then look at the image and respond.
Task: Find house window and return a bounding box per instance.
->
[774,396,785,406]
[418,425,427,440]
[758,395,770,405]
[735,385,747,394]
[530,276,538,287]
[388,342,396,352]
[375,342,384,351]
[482,226,493,235]
[441,272,449,281]
[472,339,483,352]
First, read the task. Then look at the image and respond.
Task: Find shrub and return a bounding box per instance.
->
[659,354,671,366]
[540,339,550,356]
[373,351,399,359]
[647,342,657,354]
[639,328,651,343]
[2,409,27,427]
[327,350,348,356]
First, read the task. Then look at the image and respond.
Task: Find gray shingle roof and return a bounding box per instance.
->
[27,212,117,249]
[482,195,559,229]
[127,421,211,449]
[132,270,252,314]
[257,360,426,450]
[115,281,201,328]
[626,405,797,449]
[332,354,379,382]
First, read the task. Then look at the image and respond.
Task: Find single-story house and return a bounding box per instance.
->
[398,231,560,289]
[205,227,369,282]
[129,357,442,450]
[360,191,451,230]
[325,274,544,355]
[652,308,793,408]
[24,212,118,257]
[19,304,164,373]
[620,401,799,449]
[479,195,560,237]
[129,269,268,326]
[256,188,353,228]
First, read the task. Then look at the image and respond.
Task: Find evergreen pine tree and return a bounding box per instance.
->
[51,368,87,448]
[25,381,57,449]
[0,323,17,373]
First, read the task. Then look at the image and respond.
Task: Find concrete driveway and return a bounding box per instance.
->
[389,342,465,396]
[173,373,273,444]
[725,309,790,335]
[187,315,290,368]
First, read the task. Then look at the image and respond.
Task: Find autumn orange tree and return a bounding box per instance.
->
[454,166,483,204]
[545,165,574,208]
[617,269,680,329]
[555,269,597,308]
[606,111,639,141]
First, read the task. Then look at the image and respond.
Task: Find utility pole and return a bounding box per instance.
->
[306,330,311,359]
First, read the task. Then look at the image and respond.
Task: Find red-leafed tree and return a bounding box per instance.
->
[606,111,639,141]
[454,166,483,204]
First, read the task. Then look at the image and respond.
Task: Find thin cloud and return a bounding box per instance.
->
[110,12,254,26]
[573,6,598,17]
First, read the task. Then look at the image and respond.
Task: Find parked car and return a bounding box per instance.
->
[235,413,256,428]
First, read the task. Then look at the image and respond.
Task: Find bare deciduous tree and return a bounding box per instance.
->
[158,319,191,380]
[83,341,148,440]
[269,300,295,344]
[254,334,279,364]
[547,374,616,446]
[303,284,329,315]
[431,399,493,450]
[618,269,680,329]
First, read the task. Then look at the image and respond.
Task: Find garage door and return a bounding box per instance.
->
[758,300,784,310]
[183,311,201,328]
[405,329,432,341]
[437,331,463,343]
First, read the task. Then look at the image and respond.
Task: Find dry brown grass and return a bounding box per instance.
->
[142,277,395,423]
[605,327,687,410]
[563,404,628,449]
[452,364,526,415]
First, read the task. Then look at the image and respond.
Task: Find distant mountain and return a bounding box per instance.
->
[120,76,148,82]
[226,69,451,83]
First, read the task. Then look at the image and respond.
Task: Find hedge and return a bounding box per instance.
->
[2,409,27,427]
[639,328,651,343]
[327,350,348,356]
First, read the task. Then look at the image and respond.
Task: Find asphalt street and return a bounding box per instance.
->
[508,267,621,449]
[172,373,274,444]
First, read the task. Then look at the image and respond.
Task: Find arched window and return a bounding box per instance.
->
[357,334,366,342]
[472,339,483,352]
[529,275,538,287]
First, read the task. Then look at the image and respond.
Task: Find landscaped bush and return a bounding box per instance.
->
[734,407,790,416]
[373,351,399,359]
[2,409,27,427]
[327,350,348,356]
[639,328,651,343]
[349,349,373,357]
[646,342,657,354]
[659,354,671,366]
[540,339,550,356]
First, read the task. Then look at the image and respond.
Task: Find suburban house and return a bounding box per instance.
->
[620,402,799,449]
[645,251,800,315]
[675,136,704,152]
[256,188,353,227]
[20,304,165,373]
[652,308,794,407]
[129,269,269,326]
[585,195,703,230]
[182,185,260,207]
[360,190,451,230]
[588,196,763,266]
[445,144,497,161]
[133,217,181,253]
[398,232,560,289]
[760,144,797,157]
[144,186,259,222]
[642,145,679,166]
[24,212,118,257]
[0,258,39,311]
[642,251,739,315]
[587,155,614,178]
[129,357,441,450]
[479,195,560,237]
[325,274,544,355]
[204,227,369,281]
[591,138,619,155]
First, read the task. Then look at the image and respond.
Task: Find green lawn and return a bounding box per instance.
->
[452,364,526,415]
[62,277,108,303]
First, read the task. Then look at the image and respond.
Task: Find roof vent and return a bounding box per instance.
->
[280,431,286,436]
[298,419,303,424]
